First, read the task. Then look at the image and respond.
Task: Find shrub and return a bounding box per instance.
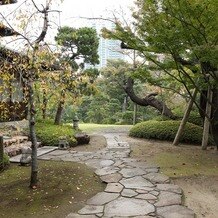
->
[129,120,213,145]
[0,154,10,170]
[35,120,77,146]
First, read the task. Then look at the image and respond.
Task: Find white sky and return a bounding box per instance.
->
[0,0,134,49]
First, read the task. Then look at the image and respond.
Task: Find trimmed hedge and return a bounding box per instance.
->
[129,120,212,145]
[35,120,77,147]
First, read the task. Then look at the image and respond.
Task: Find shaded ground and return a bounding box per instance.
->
[0,135,106,218]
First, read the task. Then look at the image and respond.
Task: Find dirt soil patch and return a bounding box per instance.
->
[123,134,218,218]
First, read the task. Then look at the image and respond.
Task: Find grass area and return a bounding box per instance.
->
[77,123,132,133]
[130,138,218,178]
[0,160,105,218]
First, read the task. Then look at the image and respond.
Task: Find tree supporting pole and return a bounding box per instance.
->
[173,89,198,146]
[202,86,213,150]
[0,136,4,170]
[133,103,137,125]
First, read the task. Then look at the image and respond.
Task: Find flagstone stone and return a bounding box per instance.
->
[100,173,122,183]
[78,205,104,215]
[136,193,157,200]
[105,183,123,193]
[100,160,114,167]
[121,188,138,197]
[155,191,182,207]
[66,213,97,218]
[120,176,155,189]
[156,205,195,218]
[156,184,183,194]
[85,159,102,169]
[95,166,119,176]
[120,168,147,178]
[104,197,155,217]
[86,192,119,205]
[143,173,170,184]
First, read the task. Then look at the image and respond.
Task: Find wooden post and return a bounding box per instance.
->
[133,103,137,125]
[202,86,213,150]
[0,135,4,170]
[173,89,198,146]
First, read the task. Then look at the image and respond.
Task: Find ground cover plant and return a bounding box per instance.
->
[129,120,213,145]
[0,160,105,218]
[35,120,77,146]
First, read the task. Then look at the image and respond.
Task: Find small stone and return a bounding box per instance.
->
[149,190,159,196]
[136,189,149,194]
[100,173,122,183]
[87,192,119,205]
[143,173,170,184]
[105,183,123,193]
[121,189,138,197]
[136,194,157,200]
[156,205,195,218]
[66,213,97,218]
[78,205,104,215]
[155,191,182,207]
[113,160,124,167]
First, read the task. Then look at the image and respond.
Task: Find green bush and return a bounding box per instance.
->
[129,120,213,145]
[0,154,10,170]
[35,120,77,146]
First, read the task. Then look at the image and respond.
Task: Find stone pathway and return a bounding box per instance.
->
[39,133,195,218]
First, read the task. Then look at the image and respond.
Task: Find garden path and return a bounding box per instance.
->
[39,131,195,218]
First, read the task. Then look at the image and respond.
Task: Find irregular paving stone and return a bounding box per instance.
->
[66,213,97,218]
[104,197,155,217]
[121,188,138,197]
[120,176,155,190]
[120,168,147,178]
[100,160,114,167]
[144,168,159,173]
[136,193,157,200]
[78,205,104,215]
[100,173,122,183]
[156,205,195,218]
[155,191,182,207]
[143,173,170,184]
[105,183,123,193]
[149,190,159,196]
[156,184,183,194]
[113,160,124,167]
[86,192,119,205]
[95,166,119,176]
[124,161,159,169]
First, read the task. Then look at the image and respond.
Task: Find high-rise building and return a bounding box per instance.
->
[86,20,125,69]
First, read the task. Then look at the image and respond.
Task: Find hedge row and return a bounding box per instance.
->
[35,120,77,147]
[129,120,212,145]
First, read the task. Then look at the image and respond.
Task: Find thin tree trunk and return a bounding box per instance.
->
[54,90,65,125]
[202,86,213,150]
[0,136,3,170]
[122,95,128,112]
[133,103,137,125]
[28,82,38,188]
[42,90,47,120]
[173,89,198,146]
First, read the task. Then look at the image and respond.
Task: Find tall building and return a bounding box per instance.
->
[86,20,125,69]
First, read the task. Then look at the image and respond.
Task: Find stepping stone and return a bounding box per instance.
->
[78,205,104,215]
[136,189,149,194]
[155,191,182,207]
[66,213,97,218]
[143,173,170,184]
[105,183,123,193]
[100,173,122,183]
[125,161,159,169]
[100,160,114,167]
[156,205,195,218]
[156,184,182,194]
[86,192,119,205]
[104,197,155,217]
[149,190,159,196]
[120,168,147,178]
[136,193,157,200]
[120,176,155,190]
[95,167,119,176]
[121,189,138,197]
[85,159,102,169]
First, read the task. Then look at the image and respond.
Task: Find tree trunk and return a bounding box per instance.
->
[54,90,65,125]
[133,103,137,125]
[42,90,47,120]
[124,77,176,119]
[28,82,38,189]
[122,95,128,112]
[173,89,198,146]
[202,86,213,150]
[0,136,3,170]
